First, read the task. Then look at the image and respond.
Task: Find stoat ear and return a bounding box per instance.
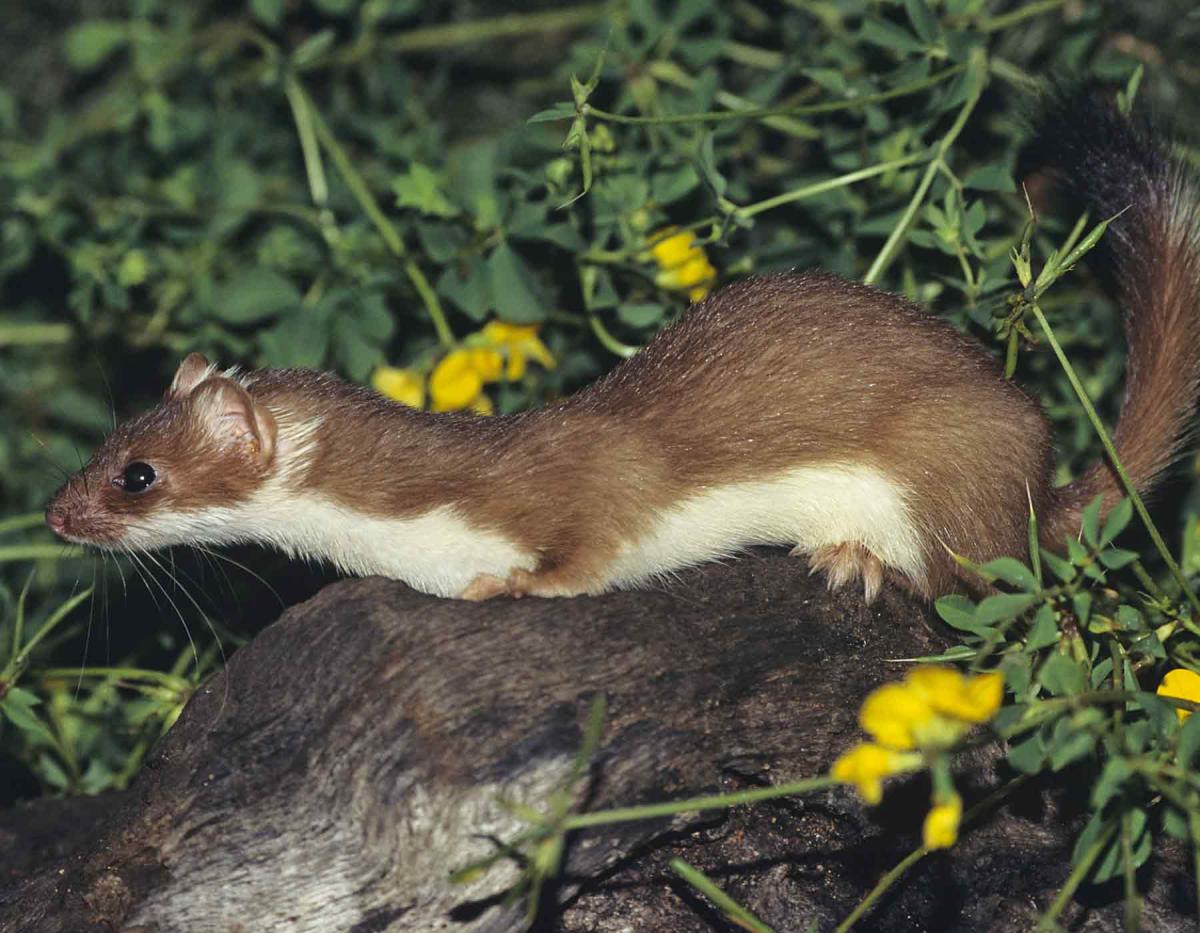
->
[168,353,214,400]
[189,378,277,465]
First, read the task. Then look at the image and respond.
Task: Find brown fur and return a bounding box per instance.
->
[215,271,1052,597]
[47,98,1200,601]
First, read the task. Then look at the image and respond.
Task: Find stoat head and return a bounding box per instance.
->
[46,353,279,551]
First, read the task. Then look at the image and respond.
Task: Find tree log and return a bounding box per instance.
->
[0,551,1193,931]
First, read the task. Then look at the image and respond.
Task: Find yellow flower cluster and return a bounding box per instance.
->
[831,665,1003,850]
[649,228,716,303]
[371,322,555,415]
[1157,668,1200,722]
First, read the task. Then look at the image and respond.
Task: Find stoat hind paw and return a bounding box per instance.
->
[801,542,885,604]
[460,569,588,600]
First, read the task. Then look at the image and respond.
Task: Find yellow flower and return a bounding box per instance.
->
[649,228,716,302]
[1157,668,1200,722]
[371,366,425,409]
[430,349,492,413]
[831,742,922,805]
[467,346,504,383]
[907,667,1004,724]
[481,321,556,380]
[922,792,962,850]
[859,682,937,751]
[921,786,960,849]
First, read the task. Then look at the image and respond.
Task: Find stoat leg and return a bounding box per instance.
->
[460,567,593,600]
[799,542,886,604]
[460,573,511,601]
[502,567,592,599]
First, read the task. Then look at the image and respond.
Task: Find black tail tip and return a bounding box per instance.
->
[1018,82,1172,222]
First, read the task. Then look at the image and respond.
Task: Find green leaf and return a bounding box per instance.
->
[0,695,55,747]
[1093,808,1149,884]
[1006,733,1044,774]
[694,134,727,199]
[1100,497,1133,544]
[488,244,543,323]
[1026,604,1060,650]
[1039,653,1086,696]
[860,18,926,54]
[1099,548,1138,570]
[437,263,492,321]
[1177,709,1200,768]
[1081,495,1103,547]
[1039,548,1076,582]
[312,0,357,15]
[212,269,302,325]
[392,163,459,218]
[1090,758,1132,808]
[258,312,328,368]
[250,0,285,27]
[981,557,1039,592]
[1047,718,1095,770]
[64,21,128,71]
[935,594,977,629]
[1072,590,1092,627]
[292,29,336,68]
[617,303,666,328]
[414,221,466,263]
[334,328,380,382]
[963,163,1015,192]
[974,592,1038,626]
[903,0,941,44]
[528,102,576,123]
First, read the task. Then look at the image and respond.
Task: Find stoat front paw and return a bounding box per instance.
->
[460,568,593,601]
[460,573,511,601]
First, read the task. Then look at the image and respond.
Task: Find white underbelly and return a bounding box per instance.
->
[601,464,925,589]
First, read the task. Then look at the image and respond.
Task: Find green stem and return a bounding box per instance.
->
[837,845,927,932]
[38,667,192,692]
[979,0,1067,32]
[1037,820,1118,929]
[646,60,818,139]
[0,545,83,563]
[1120,810,1141,932]
[0,514,47,536]
[1028,303,1200,616]
[1190,809,1200,928]
[585,64,964,126]
[989,57,1046,94]
[836,773,1030,931]
[721,40,785,71]
[563,776,837,829]
[283,73,340,247]
[863,50,986,286]
[300,83,456,349]
[587,313,640,359]
[2,588,93,679]
[362,5,605,61]
[0,323,73,347]
[671,859,775,933]
[738,151,929,219]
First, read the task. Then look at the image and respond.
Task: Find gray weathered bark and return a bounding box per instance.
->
[0,552,1192,931]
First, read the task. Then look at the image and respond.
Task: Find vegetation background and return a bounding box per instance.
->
[2,2,1200,917]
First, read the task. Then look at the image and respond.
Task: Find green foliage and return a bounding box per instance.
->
[2,0,1200,926]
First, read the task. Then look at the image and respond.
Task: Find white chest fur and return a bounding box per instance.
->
[601,463,925,590]
[127,492,535,598]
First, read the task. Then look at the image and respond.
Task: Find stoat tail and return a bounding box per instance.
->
[1025,90,1200,547]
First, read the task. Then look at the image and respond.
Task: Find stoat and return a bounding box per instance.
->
[46,93,1200,603]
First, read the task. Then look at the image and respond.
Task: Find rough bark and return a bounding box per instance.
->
[0,551,1193,932]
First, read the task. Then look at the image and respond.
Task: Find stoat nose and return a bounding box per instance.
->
[46,508,67,536]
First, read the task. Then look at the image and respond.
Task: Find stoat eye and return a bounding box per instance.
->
[116,462,157,494]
